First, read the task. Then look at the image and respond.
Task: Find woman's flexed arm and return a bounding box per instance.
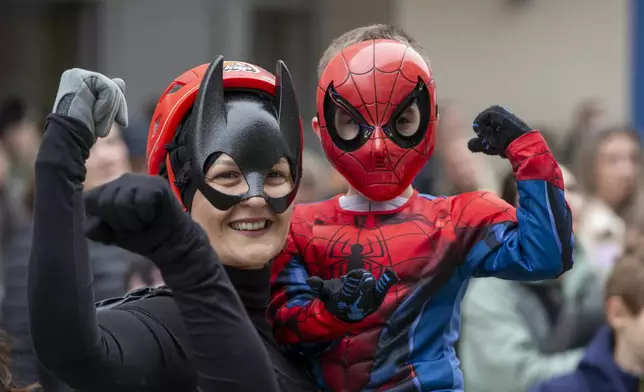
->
[27,70,184,391]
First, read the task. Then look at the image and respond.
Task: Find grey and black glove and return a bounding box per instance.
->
[52,68,128,142]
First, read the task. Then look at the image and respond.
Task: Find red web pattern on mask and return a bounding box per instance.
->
[316,44,436,192]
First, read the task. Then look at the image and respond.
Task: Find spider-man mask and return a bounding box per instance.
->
[316,39,438,201]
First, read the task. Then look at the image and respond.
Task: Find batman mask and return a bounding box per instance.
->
[185,57,303,214]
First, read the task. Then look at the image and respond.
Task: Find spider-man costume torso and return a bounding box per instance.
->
[269,39,573,391]
[269,132,572,391]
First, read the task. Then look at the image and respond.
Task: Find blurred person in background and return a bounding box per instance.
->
[82,122,139,300]
[561,98,606,164]
[125,258,163,292]
[0,98,38,289]
[322,167,350,198]
[0,141,19,311]
[410,100,459,195]
[573,125,643,277]
[84,123,131,189]
[531,224,644,392]
[121,117,150,173]
[0,98,41,204]
[2,123,140,388]
[460,165,604,392]
[0,329,38,392]
[427,101,499,196]
[438,135,499,194]
[294,148,330,204]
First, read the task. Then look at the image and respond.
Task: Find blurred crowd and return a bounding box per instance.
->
[0,92,642,392]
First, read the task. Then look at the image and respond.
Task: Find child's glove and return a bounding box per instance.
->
[467,105,532,158]
[307,269,399,323]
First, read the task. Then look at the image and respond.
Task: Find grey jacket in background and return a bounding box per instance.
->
[459,251,605,392]
[3,220,141,387]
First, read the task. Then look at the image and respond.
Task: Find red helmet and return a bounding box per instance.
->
[147,60,298,206]
[316,39,438,201]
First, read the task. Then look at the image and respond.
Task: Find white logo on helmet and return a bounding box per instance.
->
[223,62,259,73]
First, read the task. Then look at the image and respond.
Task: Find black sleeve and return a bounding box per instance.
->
[27,115,194,392]
[152,219,281,392]
[88,241,134,302]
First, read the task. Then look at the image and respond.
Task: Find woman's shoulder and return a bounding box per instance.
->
[95,285,173,310]
[95,285,188,348]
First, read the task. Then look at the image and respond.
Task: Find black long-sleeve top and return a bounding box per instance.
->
[28,114,317,392]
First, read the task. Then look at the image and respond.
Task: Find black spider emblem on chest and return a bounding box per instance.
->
[326,229,387,277]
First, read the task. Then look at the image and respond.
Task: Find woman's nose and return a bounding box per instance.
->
[241,196,268,208]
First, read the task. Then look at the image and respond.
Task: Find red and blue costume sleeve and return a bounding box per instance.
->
[457,130,574,279]
[268,227,350,353]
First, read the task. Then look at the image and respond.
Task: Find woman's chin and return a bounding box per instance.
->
[229,243,280,268]
[219,225,288,268]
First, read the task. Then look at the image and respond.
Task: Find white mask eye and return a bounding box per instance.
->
[394,103,421,137]
[333,109,360,140]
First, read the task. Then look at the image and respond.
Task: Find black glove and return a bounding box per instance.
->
[467,105,533,158]
[85,173,204,263]
[307,269,399,323]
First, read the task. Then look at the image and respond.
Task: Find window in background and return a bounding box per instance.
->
[250,6,319,150]
[0,0,98,117]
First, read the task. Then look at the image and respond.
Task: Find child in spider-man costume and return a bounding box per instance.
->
[268,25,573,392]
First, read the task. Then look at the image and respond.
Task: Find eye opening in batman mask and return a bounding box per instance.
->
[204,153,295,199]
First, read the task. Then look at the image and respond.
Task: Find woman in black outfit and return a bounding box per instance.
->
[28,58,317,392]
